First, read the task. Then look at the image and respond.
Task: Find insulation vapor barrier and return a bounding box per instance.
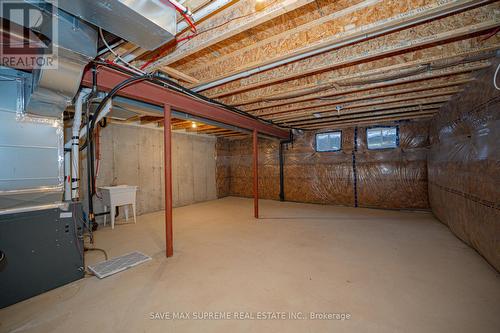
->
[428,60,500,271]
[216,135,280,200]
[216,120,430,210]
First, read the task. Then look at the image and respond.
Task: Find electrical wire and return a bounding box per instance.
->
[140,0,279,72]
[494,63,500,91]
[98,60,298,129]
[99,28,145,75]
[161,0,196,32]
[195,0,278,37]
[84,247,108,260]
[72,203,83,260]
[140,0,197,71]
[94,125,102,200]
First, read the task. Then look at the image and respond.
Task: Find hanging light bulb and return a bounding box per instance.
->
[191,122,197,128]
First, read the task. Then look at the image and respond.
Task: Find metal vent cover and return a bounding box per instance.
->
[88,251,152,279]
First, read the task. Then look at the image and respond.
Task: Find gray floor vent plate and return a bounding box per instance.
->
[88,251,152,279]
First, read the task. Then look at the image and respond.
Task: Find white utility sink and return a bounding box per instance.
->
[99,185,138,229]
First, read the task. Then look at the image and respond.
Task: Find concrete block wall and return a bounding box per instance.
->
[81,122,217,221]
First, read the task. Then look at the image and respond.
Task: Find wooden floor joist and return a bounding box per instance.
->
[203,3,499,99]
[291,105,442,124]
[225,39,500,107]
[267,88,461,121]
[101,0,500,128]
[300,112,437,129]
[147,0,316,70]
[184,0,491,86]
[247,61,490,116]
[255,85,465,118]
[280,96,450,126]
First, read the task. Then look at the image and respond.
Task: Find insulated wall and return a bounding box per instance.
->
[81,123,217,219]
[428,60,500,271]
[216,136,280,200]
[216,120,429,209]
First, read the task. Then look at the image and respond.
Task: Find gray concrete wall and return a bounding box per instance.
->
[81,122,217,221]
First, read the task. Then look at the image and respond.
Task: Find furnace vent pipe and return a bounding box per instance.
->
[71,90,88,200]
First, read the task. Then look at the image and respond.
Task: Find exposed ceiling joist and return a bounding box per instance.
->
[297,105,441,124]
[224,38,500,107]
[246,61,490,116]
[160,66,200,84]
[300,112,437,129]
[205,9,499,100]
[267,88,461,121]
[280,96,450,126]
[121,0,500,129]
[250,79,470,117]
[185,0,490,88]
[147,0,316,69]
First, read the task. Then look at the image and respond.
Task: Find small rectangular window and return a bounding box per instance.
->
[366,127,398,150]
[316,131,342,152]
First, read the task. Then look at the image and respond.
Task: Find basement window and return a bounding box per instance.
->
[366,127,399,150]
[315,131,342,152]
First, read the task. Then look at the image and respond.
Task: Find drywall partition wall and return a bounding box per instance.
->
[428,60,500,271]
[216,120,429,209]
[81,122,217,219]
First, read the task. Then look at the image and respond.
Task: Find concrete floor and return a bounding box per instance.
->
[1,197,499,333]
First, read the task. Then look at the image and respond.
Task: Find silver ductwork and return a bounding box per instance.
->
[25,3,97,117]
[51,0,176,50]
[0,2,97,212]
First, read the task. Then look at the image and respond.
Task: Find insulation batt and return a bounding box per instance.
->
[428,59,500,272]
[216,120,430,210]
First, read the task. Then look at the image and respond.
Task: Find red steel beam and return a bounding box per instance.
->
[253,129,259,219]
[81,66,290,139]
[164,105,174,257]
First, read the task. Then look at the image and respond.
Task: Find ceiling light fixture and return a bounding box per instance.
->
[191,122,197,128]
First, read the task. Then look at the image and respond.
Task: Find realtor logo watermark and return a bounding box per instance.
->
[1,0,58,69]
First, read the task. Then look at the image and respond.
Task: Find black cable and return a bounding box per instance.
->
[80,74,150,151]
[89,74,150,137]
[92,60,298,130]
[84,247,108,260]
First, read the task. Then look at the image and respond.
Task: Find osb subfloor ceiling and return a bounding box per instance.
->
[107,0,500,131]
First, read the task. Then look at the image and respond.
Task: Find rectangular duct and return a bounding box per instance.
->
[0,3,97,211]
[0,67,64,211]
[51,0,177,50]
[24,3,97,117]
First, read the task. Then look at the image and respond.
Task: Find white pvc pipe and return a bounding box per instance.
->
[79,100,113,138]
[168,0,193,16]
[71,90,87,200]
[64,141,71,200]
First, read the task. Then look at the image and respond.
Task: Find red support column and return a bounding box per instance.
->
[253,130,259,219]
[164,105,174,257]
